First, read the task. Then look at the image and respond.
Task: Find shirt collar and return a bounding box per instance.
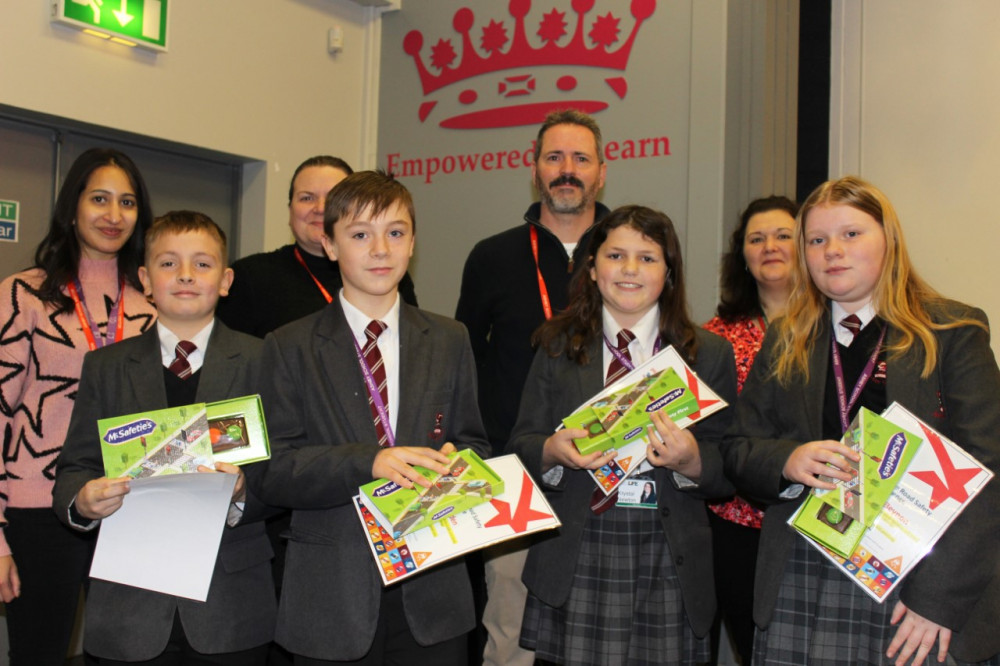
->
[602,306,660,362]
[831,300,877,346]
[339,290,401,345]
[831,300,877,328]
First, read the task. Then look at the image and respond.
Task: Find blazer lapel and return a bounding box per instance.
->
[194,323,240,402]
[317,302,378,441]
[126,327,168,411]
[577,340,604,402]
[802,317,832,441]
[396,306,429,443]
[885,325,932,418]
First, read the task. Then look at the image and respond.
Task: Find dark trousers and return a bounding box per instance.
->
[99,610,268,665]
[293,584,467,666]
[4,507,95,666]
[708,510,759,666]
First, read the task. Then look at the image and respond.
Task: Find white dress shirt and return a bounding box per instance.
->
[831,300,877,347]
[157,320,215,372]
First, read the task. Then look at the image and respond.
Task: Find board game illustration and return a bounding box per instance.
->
[355,454,560,585]
[815,407,923,526]
[359,449,504,539]
[560,346,728,495]
[205,395,270,466]
[565,367,698,457]
[99,404,214,479]
[789,402,993,602]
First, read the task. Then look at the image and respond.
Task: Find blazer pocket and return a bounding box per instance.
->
[219,532,274,574]
[421,390,450,410]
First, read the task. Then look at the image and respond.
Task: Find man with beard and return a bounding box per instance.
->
[456,109,609,666]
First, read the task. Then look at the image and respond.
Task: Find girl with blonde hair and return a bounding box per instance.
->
[725,176,1000,665]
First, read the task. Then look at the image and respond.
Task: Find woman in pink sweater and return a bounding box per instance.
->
[0,148,157,665]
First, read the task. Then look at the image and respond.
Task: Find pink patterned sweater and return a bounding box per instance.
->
[0,258,156,556]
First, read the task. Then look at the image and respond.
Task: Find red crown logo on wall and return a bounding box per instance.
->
[403,0,656,129]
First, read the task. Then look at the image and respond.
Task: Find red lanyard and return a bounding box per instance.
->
[294,247,334,304]
[529,226,553,321]
[67,278,125,352]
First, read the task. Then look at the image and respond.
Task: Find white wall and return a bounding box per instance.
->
[831,0,1000,358]
[0,0,383,255]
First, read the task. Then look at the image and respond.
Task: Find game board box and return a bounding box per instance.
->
[564,367,700,457]
[789,402,993,601]
[359,449,504,539]
[99,395,270,478]
[356,454,560,586]
[205,395,271,466]
[100,404,214,479]
[558,346,728,495]
[792,407,923,557]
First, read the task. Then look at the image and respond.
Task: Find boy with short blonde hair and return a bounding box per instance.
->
[54,211,276,664]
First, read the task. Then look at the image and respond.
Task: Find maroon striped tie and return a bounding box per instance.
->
[841,314,862,341]
[604,329,635,386]
[363,320,389,447]
[168,340,197,379]
[590,329,636,514]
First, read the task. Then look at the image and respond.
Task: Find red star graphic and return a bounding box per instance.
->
[909,423,982,510]
[429,38,457,71]
[589,12,622,49]
[537,9,568,44]
[485,471,552,533]
[480,19,508,54]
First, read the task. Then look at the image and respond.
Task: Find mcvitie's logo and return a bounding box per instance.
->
[103,419,156,445]
[404,0,656,129]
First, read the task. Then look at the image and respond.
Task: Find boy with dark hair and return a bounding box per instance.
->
[53,210,276,664]
[249,171,490,664]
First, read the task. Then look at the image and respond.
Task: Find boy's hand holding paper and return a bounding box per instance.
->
[198,461,246,502]
[75,476,131,520]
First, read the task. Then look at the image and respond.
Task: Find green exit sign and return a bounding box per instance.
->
[52,0,168,52]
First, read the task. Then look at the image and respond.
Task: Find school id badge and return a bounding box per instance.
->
[616,476,658,509]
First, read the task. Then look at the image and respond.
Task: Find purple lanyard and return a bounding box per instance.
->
[830,323,887,432]
[351,333,396,447]
[602,334,662,372]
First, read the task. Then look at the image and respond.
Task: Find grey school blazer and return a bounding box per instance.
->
[506,329,738,638]
[723,302,1000,663]
[53,323,276,662]
[247,300,491,662]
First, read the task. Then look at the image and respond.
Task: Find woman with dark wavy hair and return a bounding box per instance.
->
[0,147,156,664]
[702,195,797,665]
[508,205,737,665]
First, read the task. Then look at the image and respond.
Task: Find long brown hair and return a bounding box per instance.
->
[533,205,699,365]
[773,176,985,383]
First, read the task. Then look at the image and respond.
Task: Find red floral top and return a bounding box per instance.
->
[703,315,766,529]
